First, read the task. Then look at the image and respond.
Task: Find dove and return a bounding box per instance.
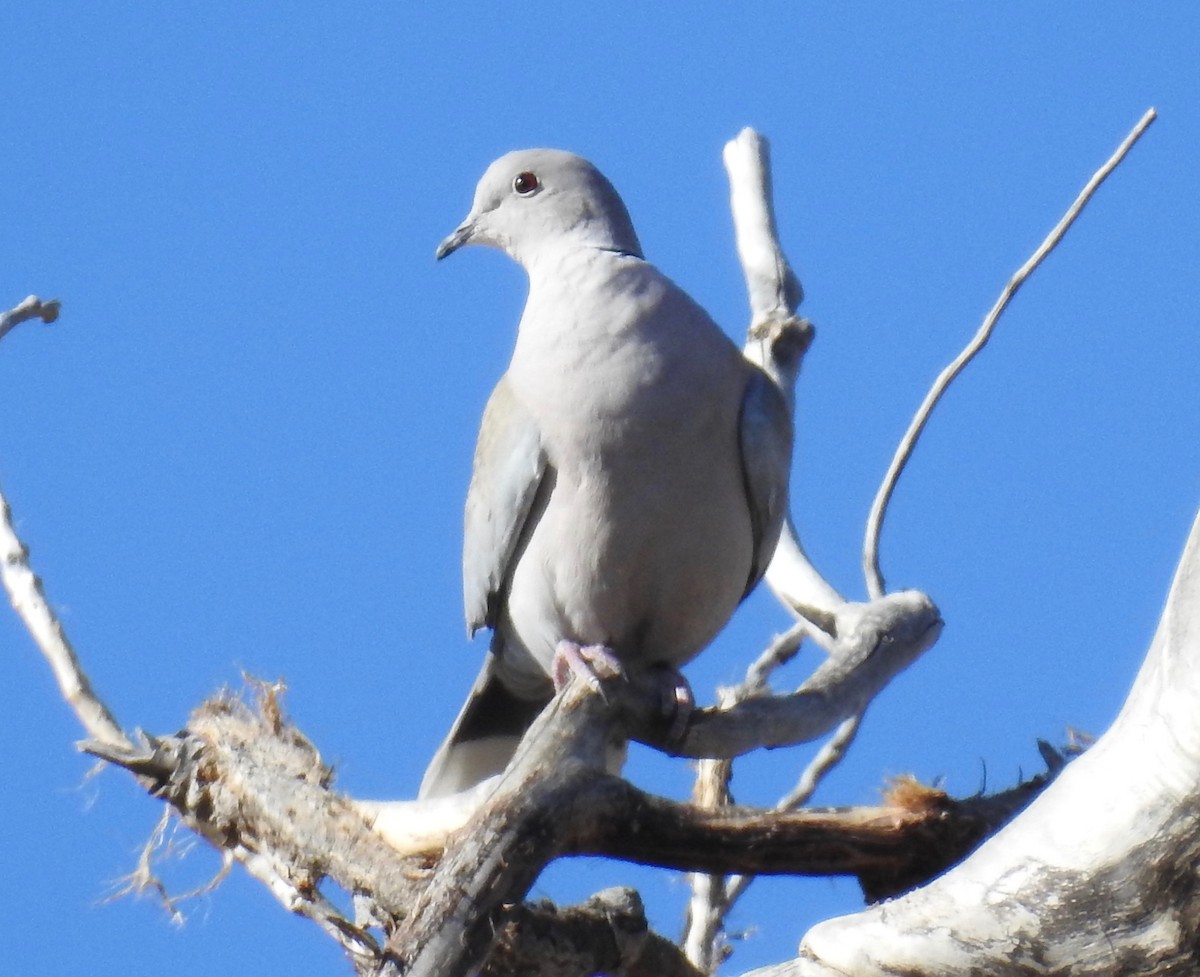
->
[420,149,792,798]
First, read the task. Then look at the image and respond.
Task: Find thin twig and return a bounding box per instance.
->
[744,621,809,690]
[0,295,128,749]
[862,107,1158,598]
[779,711,864,810]
[684,627,808,971]
[711,711,866,936]
[682,623,861,968]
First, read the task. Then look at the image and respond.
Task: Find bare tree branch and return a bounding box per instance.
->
[778,711,863,810]
[0,407,129,752]
[5,108,1165,977]
[726,129,845,627]
[724,129,804,331]
[83,666,1057,976]
[0,294,60,345]
[81,687,425,974]
[684,130,949,970]
[685,685,739,971]
[639,590,940,760]
[0,296,130,752]
[862,107,1158,599]
[574,768,1057,898]
[762,502,1200,977]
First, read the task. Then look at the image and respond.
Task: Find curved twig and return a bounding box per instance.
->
[862,107,1158,599]
[1,487,129,749]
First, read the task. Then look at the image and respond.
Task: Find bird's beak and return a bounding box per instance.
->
[435,218,476,260]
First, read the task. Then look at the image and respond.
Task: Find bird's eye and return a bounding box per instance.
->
[513,171,540,196]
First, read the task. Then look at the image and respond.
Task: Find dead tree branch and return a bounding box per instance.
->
[485,890,706,977]
[703,128,952,970]
[862,107,1158,599]
[0,294,60,345]
[0,300,130,754]
[4,105,1164,976]
[643,589,941,759]
[757,501,1200,977]
[77,664,1057,977]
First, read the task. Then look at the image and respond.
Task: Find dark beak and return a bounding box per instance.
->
[435,220,475,260]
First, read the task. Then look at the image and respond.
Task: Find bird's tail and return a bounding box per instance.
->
[418,652,552,799]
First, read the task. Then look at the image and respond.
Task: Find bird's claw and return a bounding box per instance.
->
[553,641,623,696]
[551,644,692,742]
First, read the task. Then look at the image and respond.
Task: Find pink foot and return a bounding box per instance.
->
[552,640,623,693]
[551,644,693,743]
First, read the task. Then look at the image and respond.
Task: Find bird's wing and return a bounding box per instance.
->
[737,366,794,596]
[463,374,549,635]
[424,378,551,801]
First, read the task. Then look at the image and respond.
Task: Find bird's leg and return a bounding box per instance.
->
[552,641,694,745]
[552,640,624,695]
[652,663,694,745]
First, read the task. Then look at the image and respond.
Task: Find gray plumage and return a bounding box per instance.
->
[420,149,792,798]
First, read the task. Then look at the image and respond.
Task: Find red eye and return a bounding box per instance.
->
[513,171,540,195]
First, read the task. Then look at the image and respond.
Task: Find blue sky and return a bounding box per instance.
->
[1,5,1197,975]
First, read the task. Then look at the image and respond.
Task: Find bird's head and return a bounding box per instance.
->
[436,149,644,266]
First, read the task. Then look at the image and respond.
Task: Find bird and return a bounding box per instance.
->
[419,149,792,798]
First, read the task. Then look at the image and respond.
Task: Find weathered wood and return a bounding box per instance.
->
[385,676,620,977]
[484,889,706,977]
[652,591,941,760]
[572,773,1053,903]
[749,506,1200,977]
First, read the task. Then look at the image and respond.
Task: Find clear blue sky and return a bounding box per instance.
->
[2,5,1197,974]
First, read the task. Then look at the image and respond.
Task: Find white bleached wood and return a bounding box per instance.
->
[683,131,944,973]
[355,781,497,854]
[725,129,844,623]
[0,301,128,753]
[0,294,59,345]
[724,129,804,329]
[747,502,1200,977]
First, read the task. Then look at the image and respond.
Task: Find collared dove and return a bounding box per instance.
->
[420,149,792,798]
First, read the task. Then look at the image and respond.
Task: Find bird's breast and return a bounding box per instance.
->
[500,257,755,673]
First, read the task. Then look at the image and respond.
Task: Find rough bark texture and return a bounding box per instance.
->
[485,890,706,977]
[88,657,1032,976]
